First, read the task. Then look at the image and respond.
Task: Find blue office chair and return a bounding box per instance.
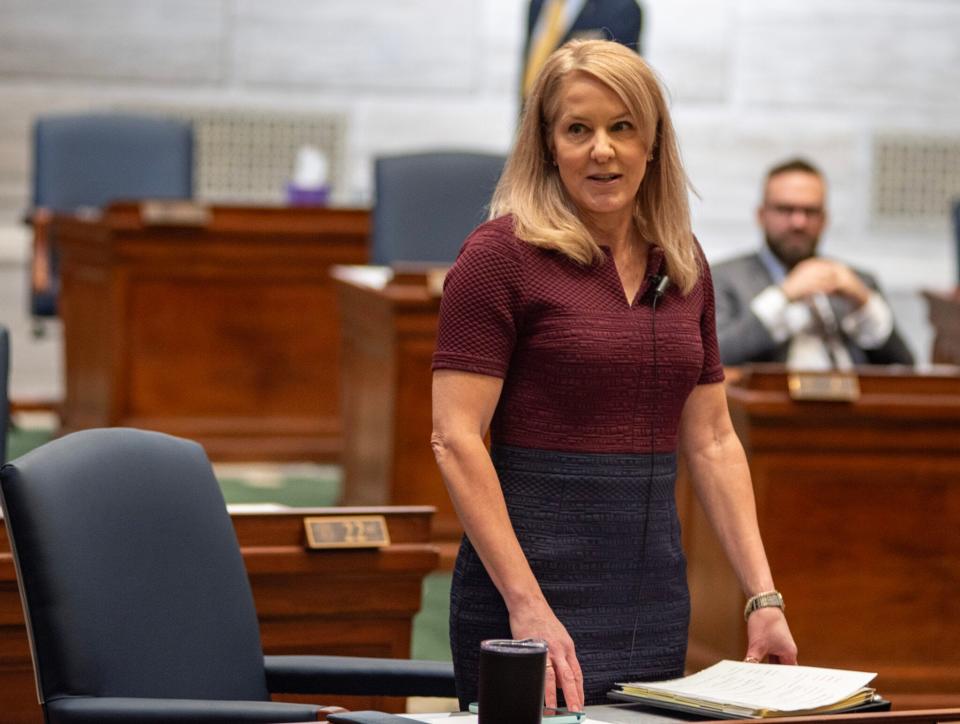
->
[371,151,505,265]
[28,113,194,317]
[0,428,454,723]
[0,325,8,464]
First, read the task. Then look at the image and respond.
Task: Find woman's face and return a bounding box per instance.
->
[549,71,649,229]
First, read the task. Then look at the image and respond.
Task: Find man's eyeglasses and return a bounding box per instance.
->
[765,203,824,220]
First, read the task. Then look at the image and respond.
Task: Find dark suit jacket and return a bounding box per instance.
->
[525,0,643,57]
[711,252,915,366]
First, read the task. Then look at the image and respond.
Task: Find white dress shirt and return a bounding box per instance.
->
[748,248,894,370]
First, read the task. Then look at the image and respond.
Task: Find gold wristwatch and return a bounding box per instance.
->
[743,590,785,621]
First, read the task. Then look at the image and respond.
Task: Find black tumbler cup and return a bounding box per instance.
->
[477,638,548,724]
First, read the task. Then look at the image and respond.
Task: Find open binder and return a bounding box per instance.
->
[609,660,890,719]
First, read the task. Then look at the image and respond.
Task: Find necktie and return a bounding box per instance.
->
[523,0,567,97]
[808,294,854,370]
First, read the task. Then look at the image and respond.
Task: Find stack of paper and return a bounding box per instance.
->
[611,659,879,719]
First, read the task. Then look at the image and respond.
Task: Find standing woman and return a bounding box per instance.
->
[431,40,796,711]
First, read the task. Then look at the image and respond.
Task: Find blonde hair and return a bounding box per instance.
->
[490,39,700,294]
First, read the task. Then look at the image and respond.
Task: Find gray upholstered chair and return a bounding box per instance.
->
[0,427,453,723]
[0,325,8,464]
[371,151,505,265]
[28,113,194,317]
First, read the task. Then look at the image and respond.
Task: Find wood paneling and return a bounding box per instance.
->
[682,366,960,709]
[0,505,437,722]
[333,269,460,562]
[54,203,369,460]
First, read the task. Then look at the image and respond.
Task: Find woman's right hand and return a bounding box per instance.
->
[509,599,584,712]
[432,372,582,707]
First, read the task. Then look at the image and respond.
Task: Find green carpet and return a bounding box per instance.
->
[412,572,453,661]
[4,424,452,663]
[5,427,53,461]
[214,462,343,507]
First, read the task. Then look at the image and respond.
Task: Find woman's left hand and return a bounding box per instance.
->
[744,607,798,664]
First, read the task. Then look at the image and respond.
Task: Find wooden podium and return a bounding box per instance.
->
[331,267,461,563]
[682,365,960,709]
[0,505,438,722]
[53,202,369,461]
[924,289,960,364]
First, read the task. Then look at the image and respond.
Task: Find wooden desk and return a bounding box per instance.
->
[923,289,960,364]
[681,366,960,708]
[332,267,460,562]
[0,537,34,724]
[0,505,438,722]
[274,707,960,724]
[54,202,369,461]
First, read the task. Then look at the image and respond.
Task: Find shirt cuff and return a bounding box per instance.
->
[749,286,813,343]
[840,291,894,349]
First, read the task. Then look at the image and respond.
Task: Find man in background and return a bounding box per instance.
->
[522,0,643,98]
[712,158,914,368]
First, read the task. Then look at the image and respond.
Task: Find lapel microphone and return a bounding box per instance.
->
[651,275,671,302]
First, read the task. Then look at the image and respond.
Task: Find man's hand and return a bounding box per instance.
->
[780,258,870,308]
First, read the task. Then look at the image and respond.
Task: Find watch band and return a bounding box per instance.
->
[744,590,785,621]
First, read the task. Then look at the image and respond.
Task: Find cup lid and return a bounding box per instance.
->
[480,638,548,654]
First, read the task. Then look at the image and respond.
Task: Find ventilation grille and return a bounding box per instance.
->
[872,135,960,224]
[118,106,346,203]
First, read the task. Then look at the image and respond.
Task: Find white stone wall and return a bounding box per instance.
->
[0,0,524,216]
[1,0,958,394]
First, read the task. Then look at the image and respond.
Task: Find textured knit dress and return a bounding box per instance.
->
[432,215,725,707]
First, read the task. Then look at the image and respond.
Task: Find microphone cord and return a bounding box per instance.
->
[627,278,664,674]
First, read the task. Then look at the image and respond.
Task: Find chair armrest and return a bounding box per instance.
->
[28,207,58,317]
[264,655,456,698]
[44,695,323,723]
[30,208,52,285]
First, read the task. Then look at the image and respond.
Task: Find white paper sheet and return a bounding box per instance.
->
[621,659,877,712]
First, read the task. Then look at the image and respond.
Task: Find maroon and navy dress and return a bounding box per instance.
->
[432,215,724,707]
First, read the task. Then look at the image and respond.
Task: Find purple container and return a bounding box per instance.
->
[286,183,330,207]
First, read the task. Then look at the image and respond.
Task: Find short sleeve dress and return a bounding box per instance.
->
[432,215,724,707]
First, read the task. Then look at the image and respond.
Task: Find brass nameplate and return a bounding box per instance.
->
[787,371,861,401]
[303,515,390,550]
[140,200,211,227]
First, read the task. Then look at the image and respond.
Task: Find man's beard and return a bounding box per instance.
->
[765,231,819,269]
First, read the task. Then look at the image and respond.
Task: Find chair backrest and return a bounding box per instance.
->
[0,325,8,464]
[29,113,194,317]
[371,151,505,265]
[32,113,194,212]
[0,428,270,705]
